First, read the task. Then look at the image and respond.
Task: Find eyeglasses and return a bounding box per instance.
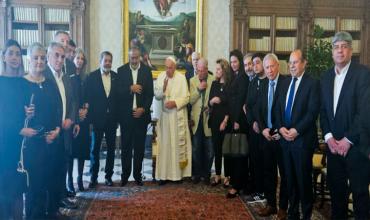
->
[333,43,351,50]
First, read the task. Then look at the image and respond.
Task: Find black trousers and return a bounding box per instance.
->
[229,156,248,191]
[25,139,48,219]
[326,146,370,220]
[262,139,288,210]
[282,141,313,220]
[249,127,264,194]
[211,126,226,176]
[47,136,67,214]
[0,170,24,220]
[90,126,116,180]
[120,117,148,181]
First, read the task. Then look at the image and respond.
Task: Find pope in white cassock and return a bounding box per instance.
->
[154,57,192,183]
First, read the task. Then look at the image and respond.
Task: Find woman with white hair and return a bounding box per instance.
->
[22,42,60,219]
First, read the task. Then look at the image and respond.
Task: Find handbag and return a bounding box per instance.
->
[222,131,248,157]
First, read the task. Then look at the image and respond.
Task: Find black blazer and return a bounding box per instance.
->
[275,73,320,149]
[208,80,230,129]
[44,65,77,126]
[256,74,287,131]
[84,69,119,130]
[320,62,370,146]
[117,62,154,125]
[359,87,370,159]
[246,76,268,125]
[227,72,249,132]
[63,59,77,76]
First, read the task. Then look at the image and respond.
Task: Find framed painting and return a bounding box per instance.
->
[122,0,203,77]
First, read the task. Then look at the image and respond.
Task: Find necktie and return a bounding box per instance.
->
[267,80,275,128]
[284,77,298,127]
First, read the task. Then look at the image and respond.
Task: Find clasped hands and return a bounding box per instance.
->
[20,126,60,144]
[131,84,143,94]
[327,137,351,157]
[279,127,299,141]
[262,128,280,141]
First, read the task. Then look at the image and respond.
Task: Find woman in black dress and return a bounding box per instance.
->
[23,42,60,219]
[226,49,249,198]
[0,39,29,219]
[208,58,233,186]
[67,48,91,192]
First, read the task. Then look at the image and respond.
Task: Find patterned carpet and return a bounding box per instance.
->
[64,181,254,220]
[60,180,335,220]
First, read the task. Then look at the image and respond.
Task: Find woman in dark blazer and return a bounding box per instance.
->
[23,42,60,219]
[0,39,28,219]
[225,49,249,198]
[208,58,233,186]
[67,48,91,192]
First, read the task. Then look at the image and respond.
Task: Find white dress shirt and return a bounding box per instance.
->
[130,63,140,110]
[101,69,111,97]
[324,61,352,143]
[49,63,66,121]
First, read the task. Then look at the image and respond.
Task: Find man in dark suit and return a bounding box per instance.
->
[44,41,78,216]
[359,87,370,160]
[85,51,119,188]
[54,30,76,76]
[320,31,370,220]
[255,53,288,219]
[117,47,153,186]
[275,49,320,220]
[245,53,267,200]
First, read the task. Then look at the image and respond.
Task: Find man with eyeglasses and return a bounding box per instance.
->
[320,31,370,219]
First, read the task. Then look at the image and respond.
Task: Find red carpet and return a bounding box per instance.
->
[84,182,254,220]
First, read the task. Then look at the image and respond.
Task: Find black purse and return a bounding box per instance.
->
[222,131,248,157]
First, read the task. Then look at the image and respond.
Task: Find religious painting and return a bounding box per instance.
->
[122,0,203,72]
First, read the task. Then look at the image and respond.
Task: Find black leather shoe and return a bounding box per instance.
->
[192,177,201,184]
[105,178,113,186]
[66,190,76,198]
[226,190,239,199]
[89,180,98,189]
[158,180,167,185]
[135,179,144,186]
[60,198,78,209]
[211,178,221,187]
[120,179,128,187]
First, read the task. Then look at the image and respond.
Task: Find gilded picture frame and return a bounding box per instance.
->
[122,0,203,78]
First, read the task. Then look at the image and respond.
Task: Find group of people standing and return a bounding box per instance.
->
[0,29,369,220]
[155,30,369,220]
[0,31,154,219]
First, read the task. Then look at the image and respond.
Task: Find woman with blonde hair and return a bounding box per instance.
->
[67,48,91,192]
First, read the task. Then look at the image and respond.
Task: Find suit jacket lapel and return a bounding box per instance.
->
[335,64,354,115]
[96,70,107,98]
[291,74,306,119]
[107,71,116,98]
[328,70,335,118]
[45,66,62,104]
